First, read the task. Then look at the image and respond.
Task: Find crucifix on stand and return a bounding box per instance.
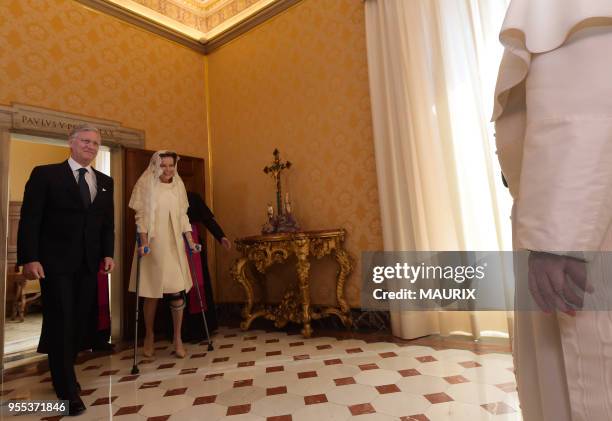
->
[262,149,300,233]
[232,149,352,339]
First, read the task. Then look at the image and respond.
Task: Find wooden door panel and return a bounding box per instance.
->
[122,148,206,340]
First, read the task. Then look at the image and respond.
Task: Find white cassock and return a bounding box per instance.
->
[493,1,612,420]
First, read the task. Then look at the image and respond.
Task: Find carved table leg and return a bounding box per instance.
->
[295,239,312,338]
[12,279,26,322]
[333,247,353,328]
[24,292,42,318]
[231,257,256,330]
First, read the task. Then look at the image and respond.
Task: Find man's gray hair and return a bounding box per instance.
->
[68,123,101,141]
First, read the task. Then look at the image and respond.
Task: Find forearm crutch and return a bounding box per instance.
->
[131,231,149,374]
[184,234,214,351]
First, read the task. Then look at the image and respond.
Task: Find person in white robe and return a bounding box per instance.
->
[128,151,199,359]
[493,1,612,420]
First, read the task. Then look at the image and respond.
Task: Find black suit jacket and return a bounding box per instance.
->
[17,161,114,275]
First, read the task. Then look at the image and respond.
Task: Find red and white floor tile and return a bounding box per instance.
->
[1,327,522,420]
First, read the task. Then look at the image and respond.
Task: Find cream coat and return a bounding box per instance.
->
[128,183,193,298]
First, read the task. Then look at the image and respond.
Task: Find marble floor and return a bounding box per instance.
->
[4,312,42,356]
[0,327,521,420]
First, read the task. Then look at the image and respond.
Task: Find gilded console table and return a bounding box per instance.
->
[231,229,353,338]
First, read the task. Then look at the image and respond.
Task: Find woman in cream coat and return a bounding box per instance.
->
[128,151,199,358]
[493,1,612,419]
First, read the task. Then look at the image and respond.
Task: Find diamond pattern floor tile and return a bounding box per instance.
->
[2,326,520,421]
[372,392,431,416]
[327,383,378,405]
[251,393,304,417]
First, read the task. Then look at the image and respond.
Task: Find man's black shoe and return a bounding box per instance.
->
[76,382,81,394]
[67,397,86,416]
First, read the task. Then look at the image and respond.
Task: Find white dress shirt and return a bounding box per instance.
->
[68,157,97,202]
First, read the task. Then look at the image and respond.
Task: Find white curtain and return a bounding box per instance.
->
[365,0,512,339]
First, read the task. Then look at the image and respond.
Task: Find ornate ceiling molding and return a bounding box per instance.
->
[203,0,300,52]
[75,0,302,54]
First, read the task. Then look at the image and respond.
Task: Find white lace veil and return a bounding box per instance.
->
[128,150,189,239]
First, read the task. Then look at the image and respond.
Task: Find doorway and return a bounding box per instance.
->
[3,133,113,367]
[0,103,146,370]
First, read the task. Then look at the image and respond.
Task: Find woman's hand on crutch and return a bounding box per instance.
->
[185,232,202,254]
[137,232,150,257]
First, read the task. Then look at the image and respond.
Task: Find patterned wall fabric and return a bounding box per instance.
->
[0,0,382,309]
[207,0,382,306]
[0,0,208,157]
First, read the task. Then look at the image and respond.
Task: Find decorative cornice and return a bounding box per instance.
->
[74,0,302,54]
[203,0,301,53]
[75,0,207,53]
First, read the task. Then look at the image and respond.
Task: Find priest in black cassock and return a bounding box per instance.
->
[182,191,231,340]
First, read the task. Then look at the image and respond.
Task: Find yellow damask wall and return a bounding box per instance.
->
[0,0,207,158]
[0,0,381,309]
[208,0,382,306]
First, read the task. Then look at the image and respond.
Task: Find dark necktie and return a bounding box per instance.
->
[77,168,91,208]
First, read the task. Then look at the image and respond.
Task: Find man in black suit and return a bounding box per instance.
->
[17,124,115,416]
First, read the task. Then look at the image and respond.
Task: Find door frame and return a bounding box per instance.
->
[0,103,144,368]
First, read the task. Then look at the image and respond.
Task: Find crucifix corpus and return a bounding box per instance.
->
[262,149,300,234]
